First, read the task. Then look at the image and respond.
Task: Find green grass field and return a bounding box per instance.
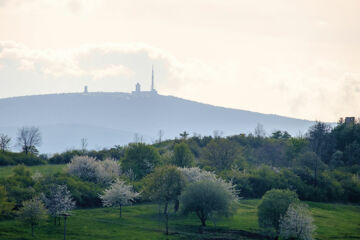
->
[0,200,358,240]
[0,164,65,178]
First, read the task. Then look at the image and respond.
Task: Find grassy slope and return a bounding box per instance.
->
[0,164,65,178]
[0,200,358,240]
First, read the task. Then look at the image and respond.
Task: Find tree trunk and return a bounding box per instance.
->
[164,201,169,235]
[54,216,56,225]
[158,203,162,216]
[174,199,179,213]
[120,205,122,218]
[31,223,34,237]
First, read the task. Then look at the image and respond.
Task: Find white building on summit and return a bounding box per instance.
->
[132,66,158,95]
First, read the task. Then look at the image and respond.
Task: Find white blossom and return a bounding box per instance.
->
[67,156,121,185]
[178,167,238,200]
[42,185,75,218]
[279,203,316,240]
[99,179,140,217]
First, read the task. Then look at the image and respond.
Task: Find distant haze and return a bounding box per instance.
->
[0,0,359,122]
[0,92,315,153]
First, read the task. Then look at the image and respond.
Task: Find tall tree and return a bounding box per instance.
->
[17,127,41,155]
[307,122,332,162]
[173,142,194,167]
[100,179,140,217]
[202,138,239,170]
[0,134,11,152]
[122,143,160,180]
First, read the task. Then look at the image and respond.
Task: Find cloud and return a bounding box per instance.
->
[0,41,359,122]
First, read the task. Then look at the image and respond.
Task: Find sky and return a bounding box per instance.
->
[0,0,359,122]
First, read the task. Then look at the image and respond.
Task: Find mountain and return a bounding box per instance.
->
[0,92,314,153]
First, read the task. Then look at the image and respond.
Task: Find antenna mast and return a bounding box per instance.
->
[151,65,154,91]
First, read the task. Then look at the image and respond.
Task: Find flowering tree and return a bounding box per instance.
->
[17,197,48,237]
[280,203,316,240]
[178,167,238,196]
[67,156,121,185]
[42,185,75,225]
[99,179,139,217]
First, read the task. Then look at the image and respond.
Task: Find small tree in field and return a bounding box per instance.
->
[180,180,237,229]
[99,179,140,217]
[143,165,185,235]
[280,203,316,240]
[257,189,299,235]
[42,185,75,225]
[17,197,48,237]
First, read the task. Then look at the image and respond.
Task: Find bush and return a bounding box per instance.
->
[257,189,299,233]
[67,156,121,185]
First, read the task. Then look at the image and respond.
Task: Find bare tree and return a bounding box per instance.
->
[80,138,88,153]
[213,130,224,138]
[133,133,143,143]
[17,127,41,155]
[0,134,11,152]
[158,129,164,143]
[254,123,266,138]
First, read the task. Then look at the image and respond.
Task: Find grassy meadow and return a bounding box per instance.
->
[0,164,65,178]
[0,200,358,240]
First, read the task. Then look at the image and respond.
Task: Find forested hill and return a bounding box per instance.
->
[0,92,314,153]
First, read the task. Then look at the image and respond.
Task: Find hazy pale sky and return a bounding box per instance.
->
[0,0,359,121]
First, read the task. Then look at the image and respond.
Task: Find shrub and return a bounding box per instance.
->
[67,156,120,185]
[258,189,299,233]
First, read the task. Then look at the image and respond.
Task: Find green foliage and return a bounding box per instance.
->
[0,164,65,179]
[143,165,185,234]
[173,142,194,167]
[17,197,47,237]
[201,138,240,170]
[0,185,14,219]
[143,165,185,203]
[257,189,299,232]
[180,180,237,227]
[49,150,83,164]
[39,173,103,207]
[122,143,160,180]
[0,165,36,206]
[0,151,45,166]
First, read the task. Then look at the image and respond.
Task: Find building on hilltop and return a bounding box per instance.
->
[132,66,158,95]
[345,117,355,125]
